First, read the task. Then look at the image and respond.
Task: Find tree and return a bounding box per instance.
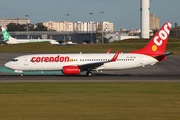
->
[6,23,26,31]
[6,23,48,31]
[174,22,180,39]
[28,24,35,31]
[170,22,180,38]
[34,23,48,31]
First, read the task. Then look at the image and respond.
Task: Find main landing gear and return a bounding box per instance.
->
[86,71,92,77]
[20,73,24,76]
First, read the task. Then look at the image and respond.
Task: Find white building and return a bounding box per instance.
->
[0,18,30,29]
[74,21,87,32]
[101,21,114,32]
[43,21,113,32]
[43,21,58,31]
[43,21,73,32]
[87,21,98,32]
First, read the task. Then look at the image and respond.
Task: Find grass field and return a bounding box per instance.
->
[0,38,180,54]
[0,82,180,120]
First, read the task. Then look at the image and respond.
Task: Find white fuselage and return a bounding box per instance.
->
[5,53,158,72]
[6,37,59,45]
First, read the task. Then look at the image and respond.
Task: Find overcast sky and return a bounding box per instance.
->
[0,0,179,30]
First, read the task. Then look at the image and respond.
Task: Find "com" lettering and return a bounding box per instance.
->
[153,23,171,46]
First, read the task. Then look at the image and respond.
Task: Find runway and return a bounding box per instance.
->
[0,74,180,82]
[0,53,180,82]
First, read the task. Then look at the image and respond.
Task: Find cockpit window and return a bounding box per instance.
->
[11,59,18,62]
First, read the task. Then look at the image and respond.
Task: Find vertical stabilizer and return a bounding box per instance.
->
[1,27,17,44]
[131,22,172,56]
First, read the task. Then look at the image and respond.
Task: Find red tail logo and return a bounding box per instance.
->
[152,22,171,52]
[131,22,172,56]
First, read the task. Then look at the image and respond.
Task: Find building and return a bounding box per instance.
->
[0,18,30,29]
[43,21,113,32]
[73,21,99,32]
[43,21,73,32]
[150,14,160,30]
[43,21,59,31]
[74,21,88,32]
[88,21,98,32]
[101,21,114,32]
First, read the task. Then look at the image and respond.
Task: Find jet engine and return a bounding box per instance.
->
[62,66,80,75]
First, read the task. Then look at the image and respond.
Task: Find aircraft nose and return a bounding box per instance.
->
[5,62,12,68]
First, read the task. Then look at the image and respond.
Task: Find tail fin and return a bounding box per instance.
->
[131,22,172,56]
[1,27,17,44]
[1,27,11,41]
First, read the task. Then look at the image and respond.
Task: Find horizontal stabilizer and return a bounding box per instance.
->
[154,52,173,61]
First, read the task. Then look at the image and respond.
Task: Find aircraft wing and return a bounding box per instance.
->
[78,50,120,71]
[78,61,105,71]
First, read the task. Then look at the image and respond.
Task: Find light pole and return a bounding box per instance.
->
[89,12,93,43]
[99,11,104,43]
[65,14,70,42]
[25,15,29,38]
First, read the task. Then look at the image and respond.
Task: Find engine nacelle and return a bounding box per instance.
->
[62,66,80,75]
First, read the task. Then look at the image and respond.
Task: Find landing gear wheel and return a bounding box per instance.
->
[86,71,92,77]
[20,73,24,76]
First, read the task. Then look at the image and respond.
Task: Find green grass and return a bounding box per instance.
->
[0,82,180,120]
[0,38,180,54]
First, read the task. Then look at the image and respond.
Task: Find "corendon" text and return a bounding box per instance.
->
[30,55,70,62]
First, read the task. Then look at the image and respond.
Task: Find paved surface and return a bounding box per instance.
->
[0,74,180,82]
[0,53,180,82]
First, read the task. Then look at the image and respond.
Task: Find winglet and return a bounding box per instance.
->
[107,49,111,54]
[110,50,120,62]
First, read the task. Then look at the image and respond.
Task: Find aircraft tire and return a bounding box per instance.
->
[20,73,24,76]
[86,71,92,77]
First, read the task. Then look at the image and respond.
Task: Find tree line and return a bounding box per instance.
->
[170,22,180,39]
[6,23,48,31]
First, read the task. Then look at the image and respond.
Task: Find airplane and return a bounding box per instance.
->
[1,27,60,45]
[4,22,172,76]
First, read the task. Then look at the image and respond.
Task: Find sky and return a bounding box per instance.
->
[0,0,180,30]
